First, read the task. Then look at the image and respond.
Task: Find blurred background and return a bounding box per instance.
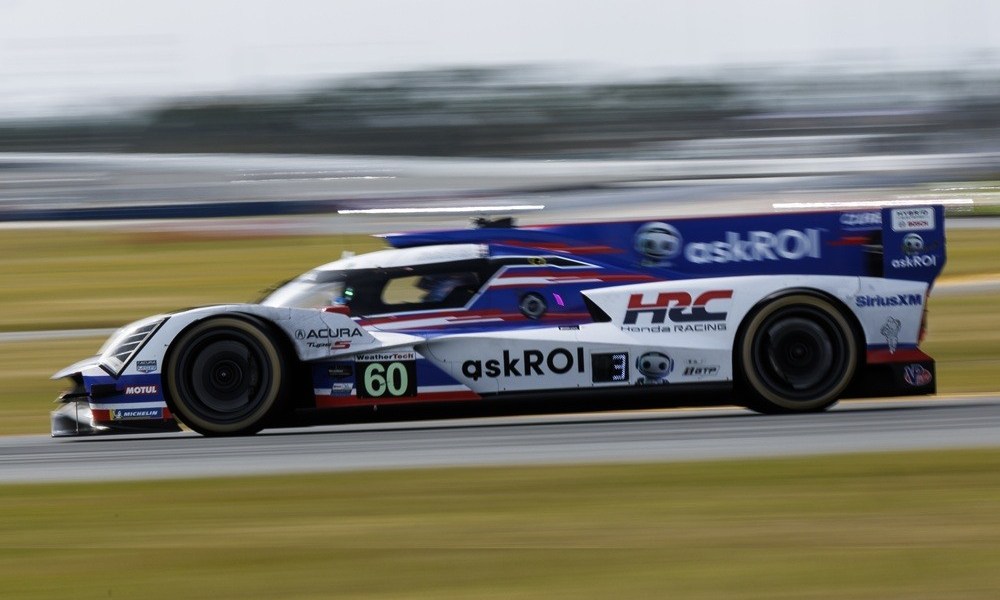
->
[4,5,1000,597]
[2,0,1000,226]
[1,0,999,427]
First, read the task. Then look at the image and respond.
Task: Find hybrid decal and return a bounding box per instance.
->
[855,294,922,308]
[622,290,732,333]
[891,207,935,232]
[903,364,933,386]
[462,347,586,381]
[684,228,822,264]
[136,360,157,373]
[881,316,902,353]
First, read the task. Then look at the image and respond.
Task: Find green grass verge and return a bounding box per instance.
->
[3,450,1000,599]
[0,229,384,331]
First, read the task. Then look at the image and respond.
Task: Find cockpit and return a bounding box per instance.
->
[261,244,494,316]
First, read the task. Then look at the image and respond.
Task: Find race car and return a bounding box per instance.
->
[52,205,945,436]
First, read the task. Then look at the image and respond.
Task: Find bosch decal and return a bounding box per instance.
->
[622,290,732,332]
[855,294,922,308]
[684,228,822,264]
[891,207,935,232]
[462,347,585,381]
[136,360,157,373]
[903,364,933,386]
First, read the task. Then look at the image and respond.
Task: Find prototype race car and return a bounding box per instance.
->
[52,205,945,436]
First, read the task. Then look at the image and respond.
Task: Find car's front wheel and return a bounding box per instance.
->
[165,316,288,436]
[737,294,858,414]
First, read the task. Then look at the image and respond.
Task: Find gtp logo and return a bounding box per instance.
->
[624,290,733,325]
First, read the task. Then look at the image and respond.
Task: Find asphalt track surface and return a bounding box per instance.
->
[2,396,999,483]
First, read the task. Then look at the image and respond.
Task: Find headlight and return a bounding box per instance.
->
[99,316,168,377]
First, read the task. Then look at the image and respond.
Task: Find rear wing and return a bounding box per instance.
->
[384,205,945,284]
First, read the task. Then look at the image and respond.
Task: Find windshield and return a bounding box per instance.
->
[261,261,494,315]
[261,274,351,309]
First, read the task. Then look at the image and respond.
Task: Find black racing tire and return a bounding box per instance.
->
[164,316,288,436]
[737,294,858,414]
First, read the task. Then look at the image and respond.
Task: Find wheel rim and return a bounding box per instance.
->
[750,305,850,403]
[175,330,273,424]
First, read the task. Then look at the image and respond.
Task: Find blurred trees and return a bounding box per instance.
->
[2,65,1000,157]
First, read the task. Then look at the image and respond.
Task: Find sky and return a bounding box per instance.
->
[2,0,1000,118]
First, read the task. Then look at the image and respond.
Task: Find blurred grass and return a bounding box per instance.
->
[0,226,997,436]
[0,229,383,331]
[3,451,1000,599]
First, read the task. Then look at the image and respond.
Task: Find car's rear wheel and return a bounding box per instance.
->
[165,316,287,436]
[738,294,858,414]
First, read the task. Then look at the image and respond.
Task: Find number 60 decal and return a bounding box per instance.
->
[357,361,417,398]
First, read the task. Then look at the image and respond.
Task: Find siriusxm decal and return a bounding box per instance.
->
[855,294,922,308]
[111,408,163,420]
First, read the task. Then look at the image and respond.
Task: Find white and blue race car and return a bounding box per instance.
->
[52,206,944,436]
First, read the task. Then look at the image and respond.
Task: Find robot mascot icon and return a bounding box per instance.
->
[634,222,682,266]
